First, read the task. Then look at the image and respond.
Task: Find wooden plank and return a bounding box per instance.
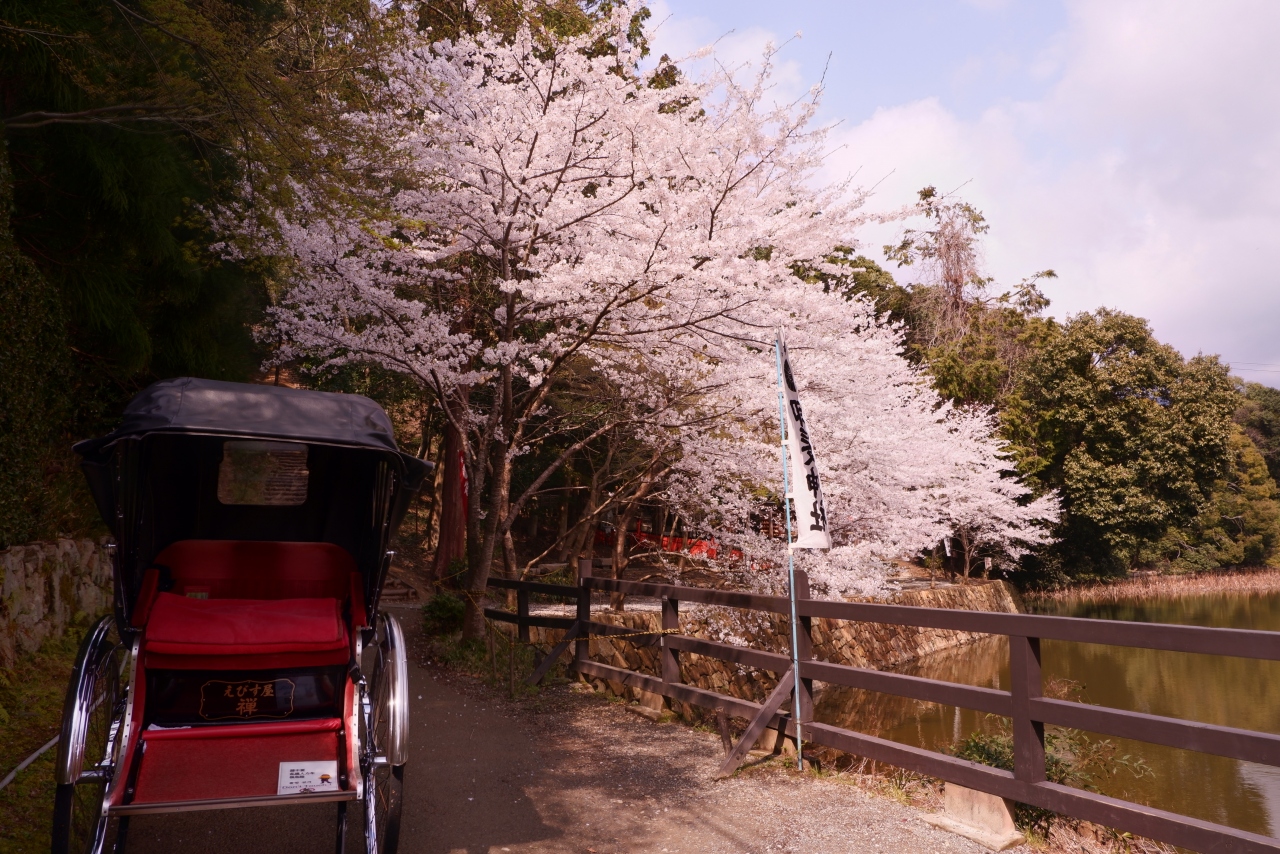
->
[486,578,579,598]
[800,720,1022,796]
[586,576,1280,661]
[796,599,1280,661]
[574,660,774,723]
[715,669,795,779]
[1029,781,1280,854]
[575,660,665,695]
[584,577,792,614]
[717,711,733,756]
[662,596,680,687]
[482,609,575,630]
[585,621,662,647]
[575,560,592,670]
[525,623,580,686]
[517,590,530,644]
[666,636,791,673]
[1030,697,1280,767]
[484,608,519,624]
[663,682,768,722]
[800,660,1011,717]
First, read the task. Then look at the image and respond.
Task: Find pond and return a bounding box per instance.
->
[812,589,1280,837]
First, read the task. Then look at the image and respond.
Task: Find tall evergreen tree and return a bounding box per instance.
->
[1010,310,1237,577]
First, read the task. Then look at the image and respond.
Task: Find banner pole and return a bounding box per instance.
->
[775,337,804,771]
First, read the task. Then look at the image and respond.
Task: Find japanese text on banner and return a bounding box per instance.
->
[778,334,832,550]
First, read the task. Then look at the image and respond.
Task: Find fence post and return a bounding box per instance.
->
[1010,635,1046,784]
[661,595,680,687]
[516,588,530,645]
[793,570,814,724]
[575,558,593,672]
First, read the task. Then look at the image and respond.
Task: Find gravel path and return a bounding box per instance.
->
[119,608,991,854]
[402,618,989,854]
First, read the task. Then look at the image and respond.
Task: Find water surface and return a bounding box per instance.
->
[813,589,1280,836]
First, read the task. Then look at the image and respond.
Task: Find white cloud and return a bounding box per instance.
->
[821,0,1280,375]
[646,0,1280,376]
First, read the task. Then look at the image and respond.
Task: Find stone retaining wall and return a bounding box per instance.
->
[0,538,114,670]
[521,581,1020,711]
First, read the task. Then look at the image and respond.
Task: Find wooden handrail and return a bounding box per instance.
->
[485,572,1280,851]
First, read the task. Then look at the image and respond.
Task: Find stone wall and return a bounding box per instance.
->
[523,580,1020,710]
[0,538,114,670]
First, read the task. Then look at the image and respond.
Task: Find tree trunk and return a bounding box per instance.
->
[461,357,516,641]
[676,516,688,572]
[431,410,468,583]
[419,431,443,555]
[611,502,638,611]
[610,464,662,610]
[502,517,519,609]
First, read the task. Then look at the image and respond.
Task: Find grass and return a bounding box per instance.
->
[0,625,87,853]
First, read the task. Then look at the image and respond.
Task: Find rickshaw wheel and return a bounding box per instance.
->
[362,611,408,854]
[51,616,124,854]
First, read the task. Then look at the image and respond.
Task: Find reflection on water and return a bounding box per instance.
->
[813,590,1280,837]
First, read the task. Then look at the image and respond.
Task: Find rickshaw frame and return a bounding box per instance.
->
[53,378,431,854]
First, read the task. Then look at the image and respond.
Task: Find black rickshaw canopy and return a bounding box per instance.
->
[75,378,433,628]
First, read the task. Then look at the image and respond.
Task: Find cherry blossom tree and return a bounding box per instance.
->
[222,5,1057,633]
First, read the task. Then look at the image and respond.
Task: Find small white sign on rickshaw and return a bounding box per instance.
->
[277,761,339,795]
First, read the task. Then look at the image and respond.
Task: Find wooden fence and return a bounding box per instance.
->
[485,560,1280,853]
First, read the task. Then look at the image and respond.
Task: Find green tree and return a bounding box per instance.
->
[1235,382,1280,484]
[1010,309,1237,577]
[0,0,406,540]
[0,145,73,546]
[1143,426,1280,570]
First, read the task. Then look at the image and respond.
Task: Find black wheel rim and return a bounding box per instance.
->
[52,623,122,854]
[364,616,403,854]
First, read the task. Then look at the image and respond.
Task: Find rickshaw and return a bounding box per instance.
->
[53,378,432,854]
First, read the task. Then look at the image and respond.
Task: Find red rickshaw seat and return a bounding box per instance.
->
[152,539,358,600]
[143,593,350,670]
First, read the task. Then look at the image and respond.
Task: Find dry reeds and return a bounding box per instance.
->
[1027,568,1280,606]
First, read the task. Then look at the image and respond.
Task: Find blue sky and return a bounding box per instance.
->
[650,1,1069,123]
[649,1,1280,384]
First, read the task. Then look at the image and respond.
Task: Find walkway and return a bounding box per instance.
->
[122,609,986,854]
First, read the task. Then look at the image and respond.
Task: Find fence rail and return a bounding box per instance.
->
[484,562,1280,853]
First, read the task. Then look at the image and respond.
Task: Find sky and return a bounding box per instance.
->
[647,0,1280,384]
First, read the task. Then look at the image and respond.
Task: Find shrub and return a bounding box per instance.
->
[422,592,465,636]
[951,682,1152,838]
[952,726,1150,837]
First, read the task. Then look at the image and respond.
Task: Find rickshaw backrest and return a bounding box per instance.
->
[133,540,365,627]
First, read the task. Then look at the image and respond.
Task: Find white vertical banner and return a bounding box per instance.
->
[777,333,832,550]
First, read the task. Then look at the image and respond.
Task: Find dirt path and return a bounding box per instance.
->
[120,608,987,854]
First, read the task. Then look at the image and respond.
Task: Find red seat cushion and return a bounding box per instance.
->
[154,540,357,601]
[144,593,349,670]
